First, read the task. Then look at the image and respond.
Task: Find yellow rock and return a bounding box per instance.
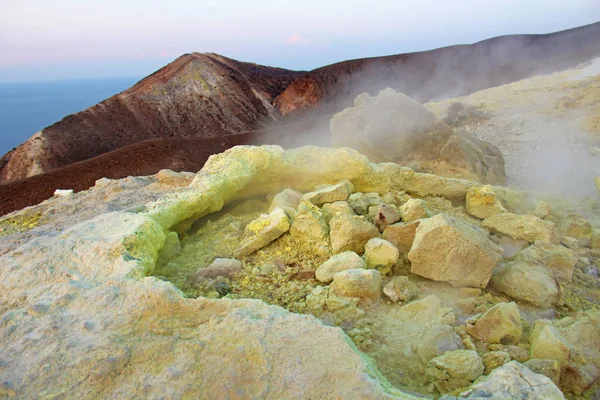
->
[466,185,507,219]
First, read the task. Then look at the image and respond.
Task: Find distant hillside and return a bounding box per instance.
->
[1,22,600,185]
[0,134,255,216]
[0,54,303,182]
[274,22,600,118]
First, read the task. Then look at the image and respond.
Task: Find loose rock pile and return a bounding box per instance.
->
[148,146,600,398]
[1,144,600,399]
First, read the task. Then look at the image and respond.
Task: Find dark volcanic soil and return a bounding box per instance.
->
[0,135,255,216]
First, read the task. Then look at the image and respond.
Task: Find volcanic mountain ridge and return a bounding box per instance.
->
[1,22,600,196]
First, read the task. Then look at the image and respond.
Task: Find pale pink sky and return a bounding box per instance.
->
[1,0,599,81]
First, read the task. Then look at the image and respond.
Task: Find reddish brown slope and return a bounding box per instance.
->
[0,134,258,216]
[0,53,303,183]
[275,22,600,118]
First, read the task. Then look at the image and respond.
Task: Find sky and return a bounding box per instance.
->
[1,0,599,82]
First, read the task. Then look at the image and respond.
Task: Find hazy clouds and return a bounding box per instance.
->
[1,0,599,81]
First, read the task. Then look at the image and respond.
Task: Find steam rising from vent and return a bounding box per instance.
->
[259,57,600,211]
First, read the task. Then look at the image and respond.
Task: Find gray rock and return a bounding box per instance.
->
[454,361,565,399]
[194,258,242,281]
[330,88,505,183]
[382,276,419,303]
[315,252,366,283]
[497,235,529,260]
[490,262,563,308]
[268,188,303,212]
[371,204,401,232]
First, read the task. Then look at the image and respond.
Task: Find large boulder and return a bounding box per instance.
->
[490,262,563,308]
[330,269,382,301]
[466,184,507,219]
[530,309,600,395]
[329,214,379,254]
[439,130,506,184]
[516,241,576,284]
[0,210,407,400]
[330,88,506,183]
[426,350,484,393]
[558,214,592,239]
[383,220,421,253]
[408,213,503,288]
[483,213,557,243]
[315,251,366,283]
[452,361,565,399]
[466,302,523,344]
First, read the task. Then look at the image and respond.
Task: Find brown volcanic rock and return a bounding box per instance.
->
[0,53,303,183]
[274,23,600,118]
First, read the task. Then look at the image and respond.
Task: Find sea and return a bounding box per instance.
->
[0,76,140,157]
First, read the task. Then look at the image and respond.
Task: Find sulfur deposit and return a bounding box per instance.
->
[0,143,599,399]
[2,62,600,399]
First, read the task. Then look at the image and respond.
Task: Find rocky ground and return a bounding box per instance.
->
[427,58,600,202]
[1,63,600,399]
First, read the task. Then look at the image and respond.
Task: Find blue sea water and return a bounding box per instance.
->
[0,76,140,157]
